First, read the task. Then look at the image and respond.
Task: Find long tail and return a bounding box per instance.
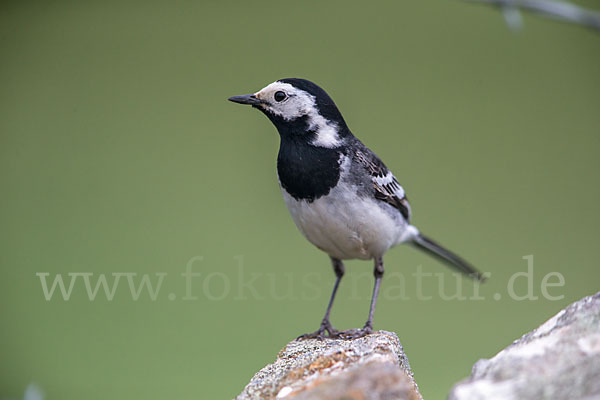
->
[410,233,486,282]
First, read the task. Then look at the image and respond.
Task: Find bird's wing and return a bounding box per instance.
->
[354,148,411,221]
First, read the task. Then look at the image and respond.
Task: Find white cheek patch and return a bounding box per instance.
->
[255,82,309,120]
[255,81,343,148]
[307,115,340,148]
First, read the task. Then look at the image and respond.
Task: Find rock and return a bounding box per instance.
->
[449,291,600,400]
[235,330,422,400]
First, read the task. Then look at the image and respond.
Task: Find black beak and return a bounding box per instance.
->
[228,94,262,105]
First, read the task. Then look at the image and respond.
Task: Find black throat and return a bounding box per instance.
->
[277,135,343,202]
[265,113,344,202]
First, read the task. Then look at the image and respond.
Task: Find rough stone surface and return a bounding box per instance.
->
[235,330,422,400]
[449,291,600,400]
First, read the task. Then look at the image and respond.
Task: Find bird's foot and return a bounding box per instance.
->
[330,323,373,340]
[297,320,339,340]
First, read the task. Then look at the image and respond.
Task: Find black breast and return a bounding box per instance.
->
[277,137,342,202]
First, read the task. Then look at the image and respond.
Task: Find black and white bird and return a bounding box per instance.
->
[229,78,485,339]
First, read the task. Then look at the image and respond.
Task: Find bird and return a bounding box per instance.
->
[228,78,485,339]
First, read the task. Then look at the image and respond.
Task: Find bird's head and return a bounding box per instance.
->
[228,78,350,148]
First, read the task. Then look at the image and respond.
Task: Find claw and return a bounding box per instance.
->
[297,330,326,340]
[297,320,338,340]
[330,324,373,340]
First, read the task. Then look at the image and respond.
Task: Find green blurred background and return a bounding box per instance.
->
[1,1,599,399]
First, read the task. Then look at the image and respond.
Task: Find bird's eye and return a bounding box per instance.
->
[274,91,287,102]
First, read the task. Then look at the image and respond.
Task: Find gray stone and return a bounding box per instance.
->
[235,330,422,400]
[449,292,600,400]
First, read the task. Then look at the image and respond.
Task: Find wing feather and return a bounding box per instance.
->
[355,148,411,221]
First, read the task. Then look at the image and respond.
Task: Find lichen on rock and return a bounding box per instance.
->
[449,292,600,400]
[235,330,422,400]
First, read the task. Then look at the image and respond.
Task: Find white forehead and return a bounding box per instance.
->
[254,81,316,121]
[255,81,302,97]
[254,80,342,148]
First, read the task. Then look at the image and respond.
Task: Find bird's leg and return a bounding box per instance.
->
[363,256,384,332]
[334,257,384,340]
[297,258,344,340]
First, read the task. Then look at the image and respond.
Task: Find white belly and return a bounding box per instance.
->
[281,184,410,260]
